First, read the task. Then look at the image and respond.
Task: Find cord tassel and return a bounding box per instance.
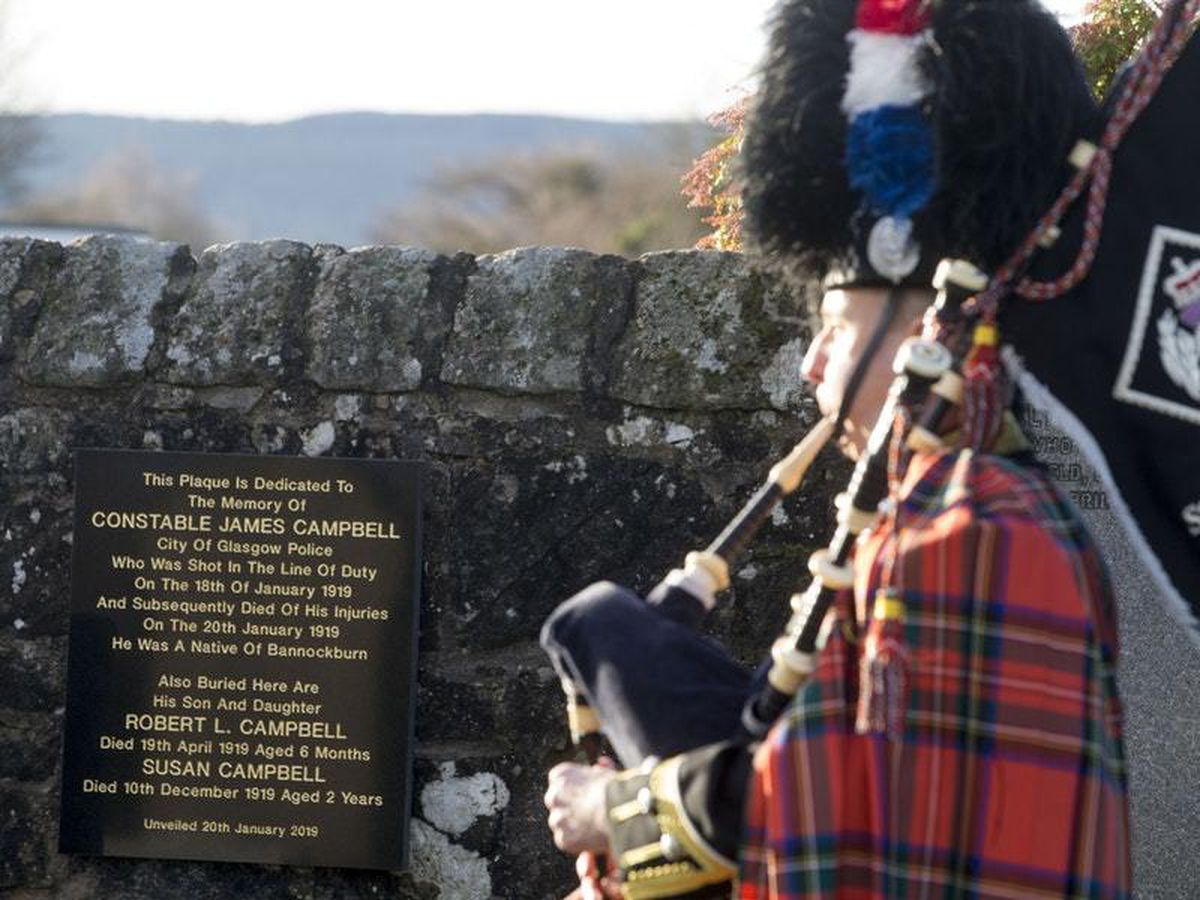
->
[855,590,909,739]
[962,319,1004,451]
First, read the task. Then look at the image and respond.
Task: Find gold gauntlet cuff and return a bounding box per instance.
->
[604,756,735,900]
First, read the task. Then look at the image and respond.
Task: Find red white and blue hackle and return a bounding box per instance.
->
[842,0,936,282]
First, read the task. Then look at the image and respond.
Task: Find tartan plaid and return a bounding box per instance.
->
[739,450,1131,899]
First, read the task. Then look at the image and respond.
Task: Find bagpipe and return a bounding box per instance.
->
[550,0,1200,893]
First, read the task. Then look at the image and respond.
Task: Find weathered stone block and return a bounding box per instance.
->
[418,760,512,839]
[0,239,38,360]
[0,785,50,887]
[609,250,808,411]
[307,245,443,391]
[21,235,182,387]
[0,709,60,781]
[415,669,507,747]
[164,241,312,385]
[0,408,73,476]
[408,748,568,900]
[283,870,434,900]
[441,247,627,394]
[428,453,722,656]
[409,819,494,900]
[0,636,65,712]
[84,856,390,900]
[0,491,72,636]
[0,237,28,295]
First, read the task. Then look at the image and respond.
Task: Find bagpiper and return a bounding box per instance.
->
[540,0,1199,895]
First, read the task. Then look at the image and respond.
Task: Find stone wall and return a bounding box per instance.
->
[0,235,835,900]
[1,235,1195,899]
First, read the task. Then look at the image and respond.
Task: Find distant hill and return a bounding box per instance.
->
[15,112,714,248]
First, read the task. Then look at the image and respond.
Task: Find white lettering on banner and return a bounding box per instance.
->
[1183,500,1200,537]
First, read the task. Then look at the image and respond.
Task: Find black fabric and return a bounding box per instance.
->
[820,263,937,292]
[539,581,756,767]
[1006,30,1200,626]
[543,582,761,861]
[675,740,756,863]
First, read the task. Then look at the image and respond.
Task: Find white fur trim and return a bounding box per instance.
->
[1003,345,1200,650]
[842,30,930,116]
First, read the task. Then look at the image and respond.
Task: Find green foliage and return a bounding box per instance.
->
[1071,0,1158,99]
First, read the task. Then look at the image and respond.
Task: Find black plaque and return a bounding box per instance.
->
[60,450,422,870]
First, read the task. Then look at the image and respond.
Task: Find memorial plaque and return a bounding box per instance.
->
[60,450,422,870]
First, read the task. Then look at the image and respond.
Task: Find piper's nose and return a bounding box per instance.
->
[800,328,829,387]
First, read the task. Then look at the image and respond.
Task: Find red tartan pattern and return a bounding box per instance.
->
[739,450,1131,899]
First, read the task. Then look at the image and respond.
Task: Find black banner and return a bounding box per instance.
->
[1006,28,1200,636]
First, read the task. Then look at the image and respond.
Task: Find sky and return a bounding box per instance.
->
[5,0,1087,124]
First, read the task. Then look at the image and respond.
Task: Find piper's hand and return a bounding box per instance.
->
[544,761,616,855]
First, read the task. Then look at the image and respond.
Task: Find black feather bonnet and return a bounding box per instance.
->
[739,0,1099,290]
